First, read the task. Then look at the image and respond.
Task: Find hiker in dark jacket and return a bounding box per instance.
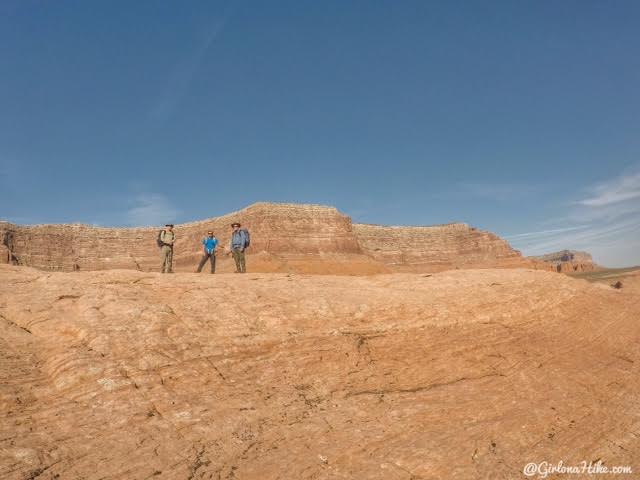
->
[196,231,218,273]
[228,222,249,273]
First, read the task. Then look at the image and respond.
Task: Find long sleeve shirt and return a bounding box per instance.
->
[230,230,248,250]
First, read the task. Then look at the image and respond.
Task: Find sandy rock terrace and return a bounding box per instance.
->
[1,265,639,479]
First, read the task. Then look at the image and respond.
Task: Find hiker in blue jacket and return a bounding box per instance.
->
[196,231,218,273]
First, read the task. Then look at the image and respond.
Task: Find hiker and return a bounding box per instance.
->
[196,231,218,273]
[3,231,16,265]
[228,222,250,273]
[158,224,175,273]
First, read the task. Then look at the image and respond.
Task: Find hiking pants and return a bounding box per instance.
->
[232,248,246,273]
[161,245,173,273]
[197,252,216,273]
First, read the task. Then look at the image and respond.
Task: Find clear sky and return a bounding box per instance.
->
[1,1,639,266]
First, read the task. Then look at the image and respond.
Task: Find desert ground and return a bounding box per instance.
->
[569,266,640,282]
[1,265,639,479]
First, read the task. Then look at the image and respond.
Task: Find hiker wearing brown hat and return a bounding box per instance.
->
[158,224,175,273]
[228,222,250,273]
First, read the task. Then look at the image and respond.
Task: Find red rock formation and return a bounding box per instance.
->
[353,222,551,272]
[0,204,366,273]
[0,203,551,274]
[531,250,600,273]
[0,245,9,265]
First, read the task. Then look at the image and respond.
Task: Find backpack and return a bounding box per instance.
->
[156,230,165,247]
[240,228,250,248]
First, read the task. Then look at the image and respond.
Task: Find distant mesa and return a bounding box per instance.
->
[530,249,600,273]
[0,202,553,274]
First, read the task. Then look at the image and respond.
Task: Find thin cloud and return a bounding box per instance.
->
[431,181,541,203]
[450,181,540,201]
[150,12,231,122]
[577,169,640,207]
[508,165,640,267]
[471,182,537,198]
[567,199,640,223]
[516,216,640,255]
[504,225,590,240]
[126,193,180,227]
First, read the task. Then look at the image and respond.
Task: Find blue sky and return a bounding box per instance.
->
[1,1,639,266]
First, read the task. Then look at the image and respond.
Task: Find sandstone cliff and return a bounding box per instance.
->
[1,202,550,274]
[531,249,600,273]
[353,222,548,272]
[1,265,638,479]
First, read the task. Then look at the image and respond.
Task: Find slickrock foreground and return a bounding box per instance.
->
[0,202,550,274]
[1,265,638,479]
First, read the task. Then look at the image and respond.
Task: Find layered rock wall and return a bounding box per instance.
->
[0,204,368,273]
[1,222,156,271]
[1,203,549,273]
[353,223,549,272]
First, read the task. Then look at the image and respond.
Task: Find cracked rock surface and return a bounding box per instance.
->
[1,265,639,479]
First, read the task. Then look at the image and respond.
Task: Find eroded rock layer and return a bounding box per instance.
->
[532,249,600,273]
[1,265,638,479]
[353,222,548,272]
[1,202,548,274]
[0,204,367,274]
